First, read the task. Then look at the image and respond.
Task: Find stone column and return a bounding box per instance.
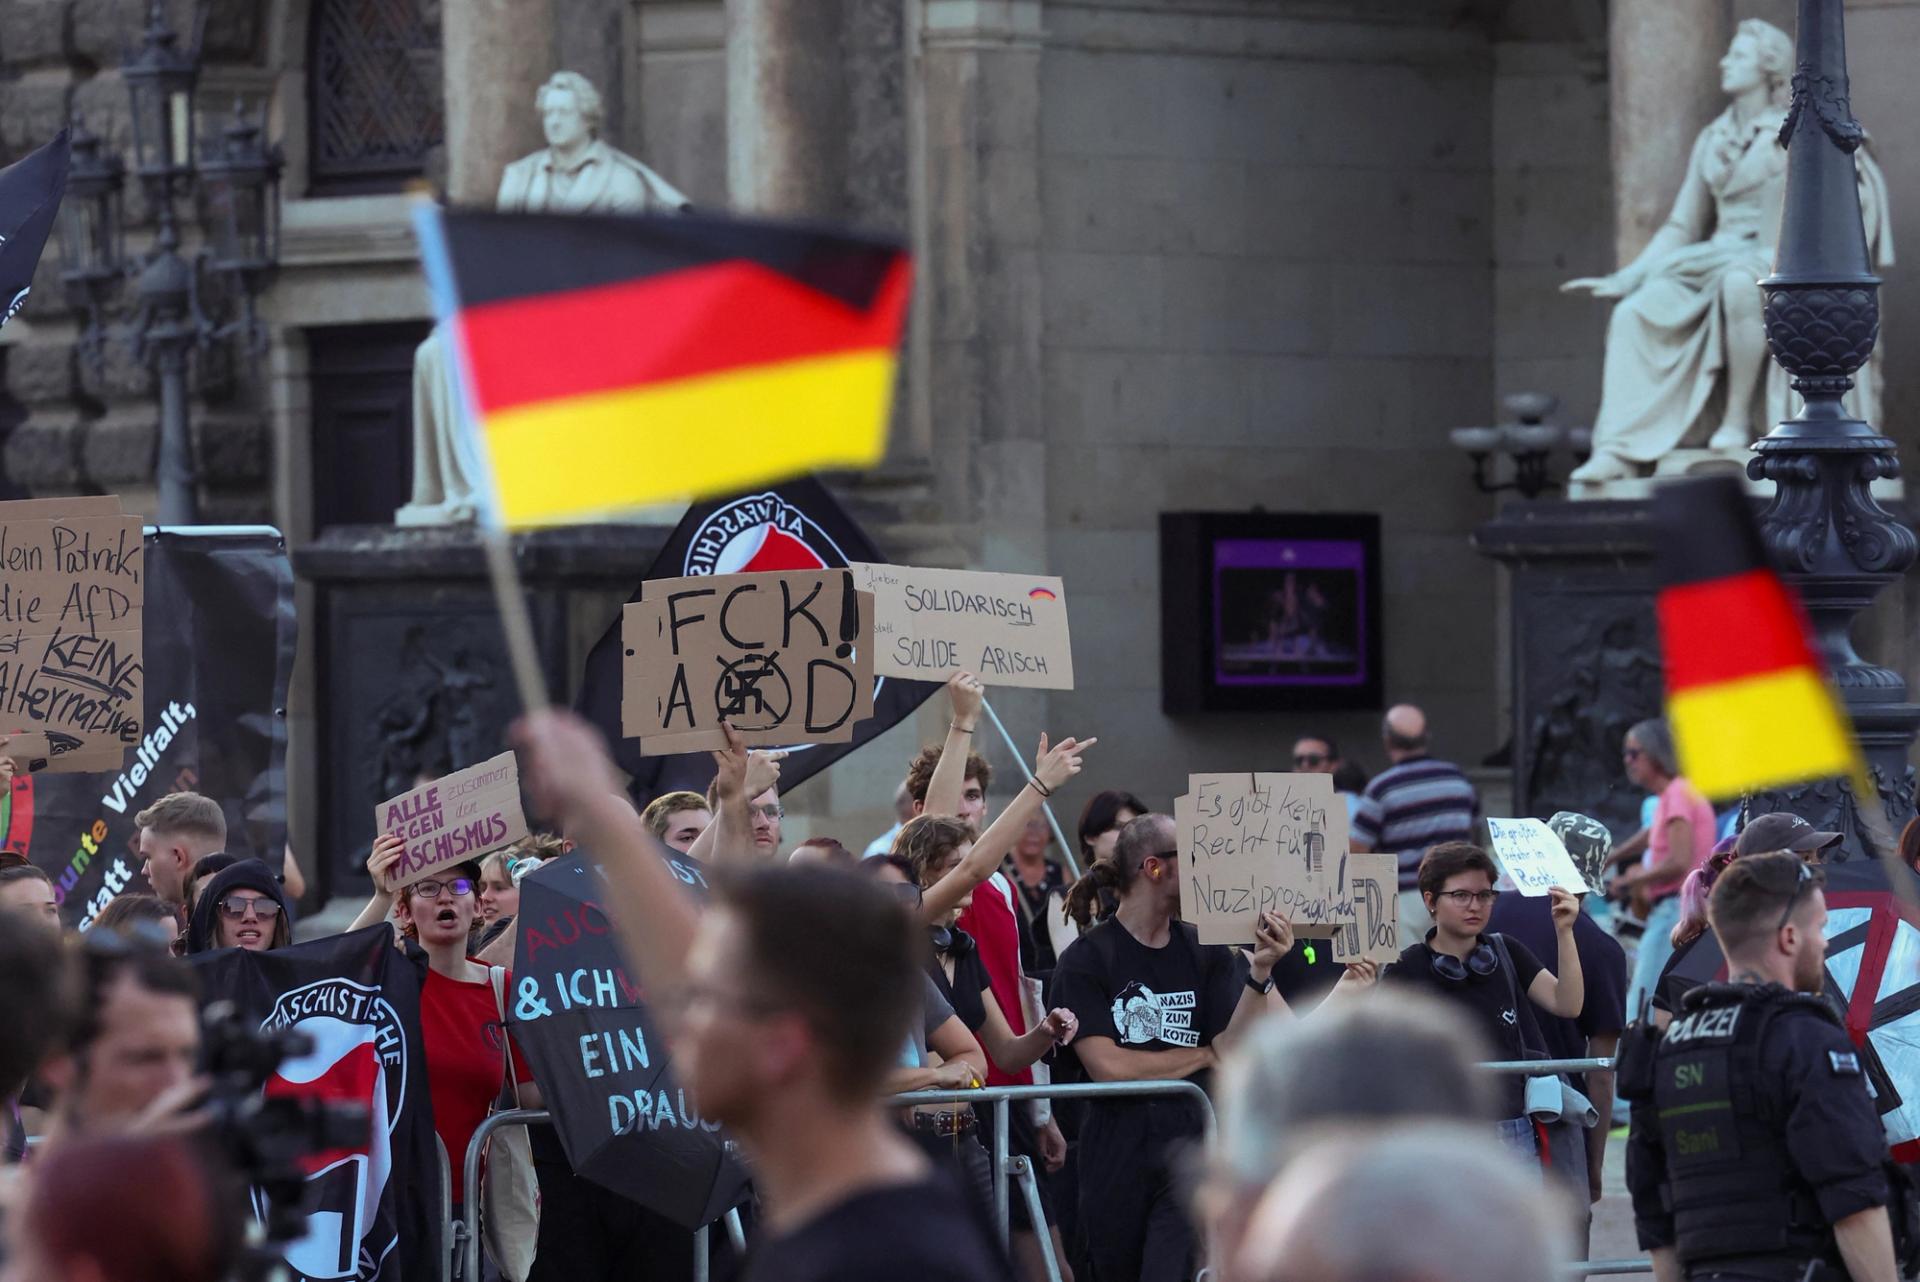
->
[724,0,850,217]
[1608,0,1729,264]
[443,0,556,204]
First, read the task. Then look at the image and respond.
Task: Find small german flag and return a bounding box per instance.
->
[416,206,911,528]
[1653,474,1864,800]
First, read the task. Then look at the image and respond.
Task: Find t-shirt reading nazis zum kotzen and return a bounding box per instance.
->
[1051,917,1247,1091]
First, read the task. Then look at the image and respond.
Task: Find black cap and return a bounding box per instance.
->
[1735,812,1844,858]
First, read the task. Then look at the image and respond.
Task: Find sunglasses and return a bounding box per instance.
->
[1292,753,1328,768]
[1773,860,1820,932]
[216,894,282,920]
[410,877,476,900]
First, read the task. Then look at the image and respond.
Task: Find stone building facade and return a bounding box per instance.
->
[4,0,1920,891]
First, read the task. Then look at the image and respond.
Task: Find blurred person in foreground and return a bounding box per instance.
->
[0,854,57,926]
[1201,990,1494,1276]
[0,1134,240,1282]
[39,935,202,1141]
[0,900,74,1165]
[513,709,1012,1282]
[1626,852,1897,1282]
[1231,1124,1568,1282]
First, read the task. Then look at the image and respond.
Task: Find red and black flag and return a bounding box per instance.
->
[1653,474,1863,799]
[415,206,912,527]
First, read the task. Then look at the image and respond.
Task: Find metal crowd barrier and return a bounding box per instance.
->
[455,1067,1650,1282]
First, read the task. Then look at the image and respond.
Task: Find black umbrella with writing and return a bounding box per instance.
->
[509,849,750,1228]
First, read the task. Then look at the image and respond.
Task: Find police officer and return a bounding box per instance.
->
[1624,852,1897,1282]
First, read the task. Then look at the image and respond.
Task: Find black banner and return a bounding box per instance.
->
[576,477,938,805]
[192,925,440,1282]
[0,127,68,331]
[7,526,295,926]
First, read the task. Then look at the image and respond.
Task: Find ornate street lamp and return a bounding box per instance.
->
[1747,0,1920,854]
[55,1,281,526]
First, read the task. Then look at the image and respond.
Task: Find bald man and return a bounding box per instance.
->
[1349,703,1479,945]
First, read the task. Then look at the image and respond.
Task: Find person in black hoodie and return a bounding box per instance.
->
[184,858,293,954]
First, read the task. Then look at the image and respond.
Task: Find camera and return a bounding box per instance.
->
[201,1001,372,1282]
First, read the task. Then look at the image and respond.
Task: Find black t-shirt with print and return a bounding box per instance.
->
[1051,917,1247,1099]
[737,1177,1013,1282]
[1381,932,1545,1117]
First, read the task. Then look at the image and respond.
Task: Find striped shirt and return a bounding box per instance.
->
[1350,755,1480,889]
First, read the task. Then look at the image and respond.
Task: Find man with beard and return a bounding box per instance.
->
[1625,853,1897,1282]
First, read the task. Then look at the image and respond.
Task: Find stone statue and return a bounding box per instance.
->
[396,71,692,526]
[1562,19,1893,486]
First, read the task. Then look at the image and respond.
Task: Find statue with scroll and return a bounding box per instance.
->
[398,72,691,526]
[1562,19,1893,486]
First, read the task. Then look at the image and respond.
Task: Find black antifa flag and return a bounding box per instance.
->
[0,128,69,331]
[577,476,938,804]
[11,528,295,926]
[192,926,440,1282]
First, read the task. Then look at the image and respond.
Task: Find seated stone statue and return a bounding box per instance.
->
[397,71,691,526]
[1562,19,1892,486]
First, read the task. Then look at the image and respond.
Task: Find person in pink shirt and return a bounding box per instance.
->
[1611,717,1716,1017]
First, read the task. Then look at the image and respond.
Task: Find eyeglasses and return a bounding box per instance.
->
[749,804,784,821]
[1773,860,1820,932]
[1434,889,1500,908]
[1622,747,1645,761]
[216,894,282,920]
[410,877,476,900]
[1292,753,1328,768]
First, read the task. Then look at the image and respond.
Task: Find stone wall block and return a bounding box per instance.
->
[4,342,76,405]
[0,78,72,158]
[195,413,266,483]
[198,0,260,59]
[0,1,71,67]
[79,413,155,485]
[6,417,84,488]
[79,340,154,403]
[197,488,270,524]
[71,0,147,65]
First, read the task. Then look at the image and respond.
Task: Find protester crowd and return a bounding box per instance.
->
[0,673,1912,1282]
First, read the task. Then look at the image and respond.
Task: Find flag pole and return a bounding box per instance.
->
[981,696,1080,879]
[411,198,550,714]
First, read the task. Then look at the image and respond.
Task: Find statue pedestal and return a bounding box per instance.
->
[1569,449,1906,501]
[1472,498,1663,836]
[293,523,667,900]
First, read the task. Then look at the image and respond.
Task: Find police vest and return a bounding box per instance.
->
[1652,983,1845,1270]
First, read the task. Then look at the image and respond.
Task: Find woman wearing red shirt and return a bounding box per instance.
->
[390,855,541,1224]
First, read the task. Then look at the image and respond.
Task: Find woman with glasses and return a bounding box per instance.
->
[183,858,293,953]
[392,855,541,1240]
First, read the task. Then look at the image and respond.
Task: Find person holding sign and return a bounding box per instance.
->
[1052,814,1301,1282]
[1380,843,1584,1167]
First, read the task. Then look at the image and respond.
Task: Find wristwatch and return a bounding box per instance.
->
[1245,970,1275,996]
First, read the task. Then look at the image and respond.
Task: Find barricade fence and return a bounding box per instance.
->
[456,1065,1650,1282]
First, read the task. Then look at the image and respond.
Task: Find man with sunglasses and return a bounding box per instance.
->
[1626,852,1898,1282]
[182,858,292,953]
[1380,842,1584,1157]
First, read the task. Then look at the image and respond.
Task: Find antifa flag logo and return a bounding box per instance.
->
[261,982,408,1281]
[577,477,939,805]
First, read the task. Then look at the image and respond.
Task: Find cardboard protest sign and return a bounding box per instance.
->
[1487,816,1590,897]
[622,570,875,752]
[1331,852,1400,964]
[847,562,1074,689]
[0,495,144,769]
[376,751,529,889]
[1178,772,1354,946]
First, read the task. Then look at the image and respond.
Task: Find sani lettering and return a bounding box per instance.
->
[1111,982,1199,1048]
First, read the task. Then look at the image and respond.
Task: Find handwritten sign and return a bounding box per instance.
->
[0,496,145,769]
[847,563,1074,689]
[376,751,529,889]
[622,570,875,751]
[1331,852,1399,964]
[1487,816,1589,897]
[1178,772,1354,946]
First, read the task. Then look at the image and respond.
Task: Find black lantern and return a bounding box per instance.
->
[122,0,201,189]
[197,100,282,277]
[57,120,127,299]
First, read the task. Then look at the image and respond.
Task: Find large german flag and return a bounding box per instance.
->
[418,206,911,528]
[1654,475,1863,800]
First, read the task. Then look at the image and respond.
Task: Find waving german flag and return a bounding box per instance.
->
[416,206,911,528]
[1653,475,1864,800]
